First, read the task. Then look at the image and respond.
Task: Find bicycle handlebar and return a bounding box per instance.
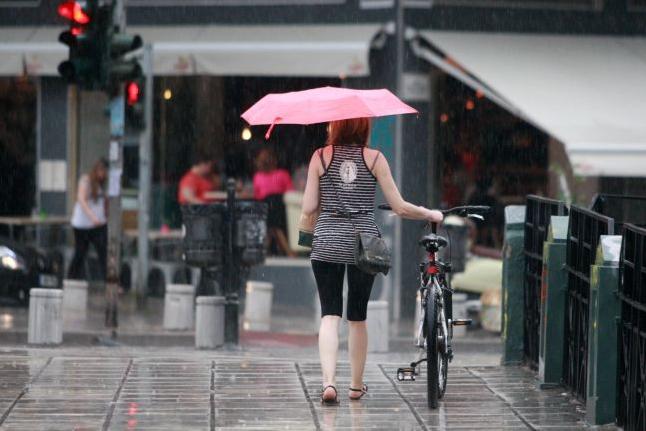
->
[377,204,491,218]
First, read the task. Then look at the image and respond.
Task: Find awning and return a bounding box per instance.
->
[0,27,65,75]
[415,31,646,177]
[0,24,382,78]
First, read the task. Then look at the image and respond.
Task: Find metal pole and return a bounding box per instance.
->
[224,178,239,345]
[105,89,124,338]
[392,0,405,324]
[104,0,125,338]
[136,43,153,308]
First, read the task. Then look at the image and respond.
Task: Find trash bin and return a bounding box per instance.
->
[234,200,268,266]
[181,204,226,267]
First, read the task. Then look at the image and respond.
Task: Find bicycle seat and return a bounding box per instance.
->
[419,234,448,251]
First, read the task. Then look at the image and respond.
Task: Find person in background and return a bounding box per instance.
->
[178,154,217,205]
[467,176,503,248]
[253,147,295,257]
[68,158,108,280]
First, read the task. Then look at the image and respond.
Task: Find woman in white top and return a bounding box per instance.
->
[68,158,108,280]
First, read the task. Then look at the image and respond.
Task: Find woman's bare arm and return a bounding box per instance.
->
[371,151,443,222]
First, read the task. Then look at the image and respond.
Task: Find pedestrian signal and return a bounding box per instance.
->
[125,79,145,130]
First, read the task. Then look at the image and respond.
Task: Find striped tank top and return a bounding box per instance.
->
[311,145,380,264]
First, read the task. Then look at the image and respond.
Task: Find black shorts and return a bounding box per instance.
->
[311,259,375,321]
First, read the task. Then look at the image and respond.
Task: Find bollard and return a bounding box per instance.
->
[586,235,622,426]
[195,296,225,349]
[163,284,196,330]
[28,288,63,345]
[451,293,468,337]
[367,300,389,353]
[538,216,568,388]
[501,205,526,364]
[243,281,273,332]
[62,279,88,319]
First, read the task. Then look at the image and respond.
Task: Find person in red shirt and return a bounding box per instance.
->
[253,148,295,257]
[178,155,217,205]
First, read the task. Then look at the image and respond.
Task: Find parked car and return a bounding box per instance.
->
[0,237,62,305]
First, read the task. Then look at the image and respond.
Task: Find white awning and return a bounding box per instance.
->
[0,24,382,78]
[417,31,646,177]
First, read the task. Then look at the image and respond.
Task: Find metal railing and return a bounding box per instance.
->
[523,195,568,369]
[563,205,614,400]
[590,194,646,231]
[617,224,646,431]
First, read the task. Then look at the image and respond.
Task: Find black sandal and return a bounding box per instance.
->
[320,385,340,405]
[349,384,368,400]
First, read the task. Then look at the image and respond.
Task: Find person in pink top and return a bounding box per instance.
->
[253,148,295,257]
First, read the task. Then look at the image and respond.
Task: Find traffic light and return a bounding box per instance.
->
[108,32,143,83]
[57,1,100,89]
[125,79,145,129]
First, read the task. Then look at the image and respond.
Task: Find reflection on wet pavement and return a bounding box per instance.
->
[0,353,616,430]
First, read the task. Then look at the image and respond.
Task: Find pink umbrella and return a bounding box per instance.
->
[241,86,417,139]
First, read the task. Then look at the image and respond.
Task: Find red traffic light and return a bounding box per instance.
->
[126,82,141,106]
[58,1,90,25]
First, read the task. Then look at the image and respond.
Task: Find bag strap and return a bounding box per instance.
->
[370,151,380,172]
[318,148,327,174]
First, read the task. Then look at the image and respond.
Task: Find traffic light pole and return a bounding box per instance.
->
[105,88,125,338]
[136,44,153,308]
[104,0,126,338]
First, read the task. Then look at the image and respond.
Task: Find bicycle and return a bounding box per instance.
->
[378,204,490,409]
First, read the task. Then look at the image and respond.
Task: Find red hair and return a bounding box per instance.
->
[325,118,371,147]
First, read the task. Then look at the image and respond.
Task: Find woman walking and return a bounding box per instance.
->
[300,118,443,404]
[67,158,108,281]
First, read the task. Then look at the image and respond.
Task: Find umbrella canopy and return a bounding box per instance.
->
[241,86,417,138]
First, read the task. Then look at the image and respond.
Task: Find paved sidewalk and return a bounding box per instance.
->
[0,348,617,430]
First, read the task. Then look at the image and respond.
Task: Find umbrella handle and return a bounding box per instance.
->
[264,117,282,140]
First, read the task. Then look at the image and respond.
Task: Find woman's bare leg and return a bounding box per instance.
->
[319,315,341,398]
[348,320,368,397]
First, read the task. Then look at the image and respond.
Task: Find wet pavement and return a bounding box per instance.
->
[0,348,617,430]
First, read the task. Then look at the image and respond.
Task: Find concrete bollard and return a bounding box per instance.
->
[451,293,468,337]
[243,281,274,332]
[62,279,88,319]
[28,288,63,345]
[195,296,225,349]
[367,300,389,353]
[163,284,196,330]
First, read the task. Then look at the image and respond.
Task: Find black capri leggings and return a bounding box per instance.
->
[311,259,375,321]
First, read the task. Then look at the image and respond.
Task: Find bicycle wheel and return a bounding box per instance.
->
[438,318,448,399]
[426,291,439,409]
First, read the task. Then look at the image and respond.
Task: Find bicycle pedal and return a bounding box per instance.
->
[452,319,472,326]
[396,367,416,381]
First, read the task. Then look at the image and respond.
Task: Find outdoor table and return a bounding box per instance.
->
[0,215,70,242]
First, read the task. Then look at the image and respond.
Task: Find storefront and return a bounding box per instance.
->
[412,30,646,211]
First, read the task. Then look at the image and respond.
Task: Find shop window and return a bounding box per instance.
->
[0,77,37,218]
